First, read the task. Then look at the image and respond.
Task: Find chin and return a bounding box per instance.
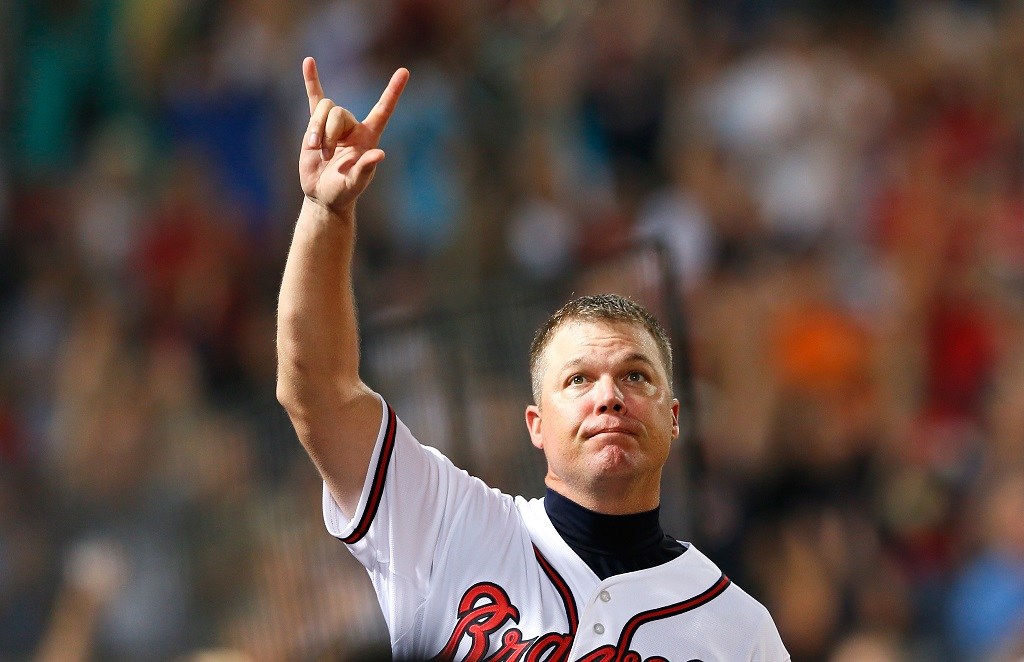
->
[591,445,638,474]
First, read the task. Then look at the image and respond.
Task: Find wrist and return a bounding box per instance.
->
[301,196,355,225]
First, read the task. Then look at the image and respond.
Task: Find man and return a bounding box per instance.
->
[277,57,790,661]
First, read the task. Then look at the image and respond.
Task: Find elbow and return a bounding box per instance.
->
[275,351,317,414]
[275,360,367,416]
[275,327,367,413]
[275,330,320,410]
[276,369,305,419]
[276,373,297,412]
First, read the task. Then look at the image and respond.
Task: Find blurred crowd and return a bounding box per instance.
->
[3,0,1024,660]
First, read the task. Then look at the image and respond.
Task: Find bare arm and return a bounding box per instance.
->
[277,58,408,517]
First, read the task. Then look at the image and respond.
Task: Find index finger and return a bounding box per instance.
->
[363,68,410,136]
[303,56,325,116]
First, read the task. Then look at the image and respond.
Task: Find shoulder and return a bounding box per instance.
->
[684,545,768,604]
[514,496,569,553]
[682,545,789,653]
[651,544,779,629]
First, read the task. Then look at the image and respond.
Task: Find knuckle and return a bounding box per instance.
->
[317,98,335,114]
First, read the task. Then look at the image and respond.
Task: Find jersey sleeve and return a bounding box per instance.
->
[322,393,522,646]
[748,600,791,661]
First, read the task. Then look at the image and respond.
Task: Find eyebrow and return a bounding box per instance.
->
[561,353,657,371]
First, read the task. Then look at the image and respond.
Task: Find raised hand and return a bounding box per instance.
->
[299,57,409,215]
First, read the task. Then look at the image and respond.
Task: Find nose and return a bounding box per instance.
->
[595,375,625,414]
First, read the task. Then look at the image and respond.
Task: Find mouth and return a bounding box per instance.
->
[584,426,639,441]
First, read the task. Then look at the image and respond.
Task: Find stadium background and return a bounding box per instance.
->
[2,0,1024,660]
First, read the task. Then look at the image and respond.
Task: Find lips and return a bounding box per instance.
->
[583,421,641,439]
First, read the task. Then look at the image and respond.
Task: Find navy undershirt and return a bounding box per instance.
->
[543,488,686,580]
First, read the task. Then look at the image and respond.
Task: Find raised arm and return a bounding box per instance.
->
[277,57,409,517]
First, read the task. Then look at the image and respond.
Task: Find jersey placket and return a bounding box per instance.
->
[568,581,624,659]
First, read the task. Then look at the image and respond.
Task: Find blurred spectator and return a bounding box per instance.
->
[33,539,129,662]
[44,296,201,658]
[158,0,295,236]
[634,143,716,293]
[70,118,151,295]
[219,463,387,659]
[829,631,906,662]
[131,155,254,394]
[0,466,57,658]
[505,132,580,281]
[7,0,130,182]
[947,471,1024,661]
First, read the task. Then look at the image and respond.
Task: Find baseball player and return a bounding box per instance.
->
[277,58,791,661]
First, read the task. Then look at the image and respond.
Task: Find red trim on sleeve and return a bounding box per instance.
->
[340,402,398,544]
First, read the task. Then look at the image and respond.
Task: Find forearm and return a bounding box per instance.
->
[277,197,384,513]
[277,198,363,406]
[280,58,406,513]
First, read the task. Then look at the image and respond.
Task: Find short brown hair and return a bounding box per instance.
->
[528,294,673,403]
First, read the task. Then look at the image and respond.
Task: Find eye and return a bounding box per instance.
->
[568,374,587,386]
[626,371,647,383]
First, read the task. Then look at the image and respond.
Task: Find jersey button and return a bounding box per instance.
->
[594,623,605,635]
[599,590,611,602]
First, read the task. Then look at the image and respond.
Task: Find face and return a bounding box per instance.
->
[524,319,680,514]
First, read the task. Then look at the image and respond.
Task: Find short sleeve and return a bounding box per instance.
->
[322,394,522,646]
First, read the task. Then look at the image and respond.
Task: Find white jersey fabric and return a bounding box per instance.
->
[324,395,791,661]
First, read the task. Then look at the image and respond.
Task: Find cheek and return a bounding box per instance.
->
[540,401,586,443]
[546,393,583,419]
[638,399,676,435]
[543,406,575,435]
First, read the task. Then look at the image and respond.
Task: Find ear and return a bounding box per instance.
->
[670,398,680,440]
[525,404,544,450]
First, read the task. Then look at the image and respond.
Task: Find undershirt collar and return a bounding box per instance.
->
[543,488,686,579]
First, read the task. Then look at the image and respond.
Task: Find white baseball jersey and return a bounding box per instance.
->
[324,395,791,661]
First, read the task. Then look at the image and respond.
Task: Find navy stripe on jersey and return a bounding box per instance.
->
[339,402,398,544]
[534,545,579,634]
[615,573,731,656]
